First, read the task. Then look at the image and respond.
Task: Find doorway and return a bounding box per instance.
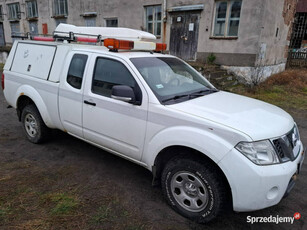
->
[169,12,200,61]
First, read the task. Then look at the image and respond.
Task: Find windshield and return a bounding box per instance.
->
[130,57,216,104]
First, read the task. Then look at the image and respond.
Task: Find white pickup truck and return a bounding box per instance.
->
[2,24,305,223]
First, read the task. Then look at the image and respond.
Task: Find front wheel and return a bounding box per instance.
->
[161,157,228,223]
[21,104,49,143]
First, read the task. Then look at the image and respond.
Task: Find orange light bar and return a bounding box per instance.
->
[33,36,55,41]
[104,38,134,50]
[76,37,98,43]
[155,43,167,51]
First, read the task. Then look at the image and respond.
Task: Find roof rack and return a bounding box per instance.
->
[11,24,167,52]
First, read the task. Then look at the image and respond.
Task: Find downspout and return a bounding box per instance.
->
[162,0,167,44]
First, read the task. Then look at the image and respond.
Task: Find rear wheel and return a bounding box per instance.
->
[21,104,49,143]
[161,157,228,223]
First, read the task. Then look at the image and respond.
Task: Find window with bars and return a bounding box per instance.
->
[7,3,20,20]
[54,0,68,16]
[26,1,38,18]
[145,5,162,37]
[213,1,242,37]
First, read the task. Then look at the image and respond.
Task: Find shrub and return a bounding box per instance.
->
[207,53,216,64]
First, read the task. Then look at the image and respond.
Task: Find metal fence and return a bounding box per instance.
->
[286,51,307,68]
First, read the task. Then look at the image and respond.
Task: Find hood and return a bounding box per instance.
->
[169,91,294,141]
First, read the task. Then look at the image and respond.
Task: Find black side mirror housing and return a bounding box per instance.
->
[111,85,137,104]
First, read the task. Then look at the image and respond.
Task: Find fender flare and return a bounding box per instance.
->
[15,85,55,128]
[143,126,235,169]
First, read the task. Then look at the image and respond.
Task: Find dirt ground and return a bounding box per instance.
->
[0,88,306,230]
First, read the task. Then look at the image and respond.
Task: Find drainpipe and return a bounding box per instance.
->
[163,0,167,44]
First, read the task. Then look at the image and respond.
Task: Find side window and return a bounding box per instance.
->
[67,54,88,89]
[92,57,137,98]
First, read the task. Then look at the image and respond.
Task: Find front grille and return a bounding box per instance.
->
[272,126,300,162]
[273,139,285,159]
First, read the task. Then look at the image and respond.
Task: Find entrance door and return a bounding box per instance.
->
[0,23,5,46]
[169,12,200,61]
[29,21,38,36]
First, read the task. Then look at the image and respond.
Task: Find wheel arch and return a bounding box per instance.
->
[153,145,233,207]
[15,85,54,128]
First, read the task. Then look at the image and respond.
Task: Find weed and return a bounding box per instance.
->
[42,193,79,215]
[0,206,11,222]
[92,204,112,223]
[126,224,146,230]
[207,53,216,64]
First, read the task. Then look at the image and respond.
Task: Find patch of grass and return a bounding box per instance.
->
[16,219,50,230]
[92,204,112,223]
[0,206,11,222]
[91,198,135,226]
[225,69,307,117]
[42,192,79,216]
[125,224,146,230]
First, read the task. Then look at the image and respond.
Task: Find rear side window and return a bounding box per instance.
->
[67,54,88,89]
[92,57,136,97]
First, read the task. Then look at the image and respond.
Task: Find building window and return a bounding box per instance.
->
[11,22,20,42]
[213,1,242,37]
[0,5,3,20]
[7,3,20,20]
[55,18,67,26]
[26,1,38,18]
[145,5,162,37]
[54,0,68,16]
[105,18,118,27]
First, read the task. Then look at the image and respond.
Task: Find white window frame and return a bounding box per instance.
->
[53,0,68,16]
[145,5,162,37]
[26,1,38,18]
[212,0,242,37]
[7,3,20,20]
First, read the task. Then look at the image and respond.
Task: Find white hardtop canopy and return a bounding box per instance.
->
[54,24,156,41]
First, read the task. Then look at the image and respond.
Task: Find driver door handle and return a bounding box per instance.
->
[84,100,96,106]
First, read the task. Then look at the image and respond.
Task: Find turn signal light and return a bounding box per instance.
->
[155,43,167,51]
[104,38,134,50]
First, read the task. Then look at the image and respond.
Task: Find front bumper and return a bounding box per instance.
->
[218,141,304,212]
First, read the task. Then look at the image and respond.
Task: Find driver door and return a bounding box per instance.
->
[82,55,148,161]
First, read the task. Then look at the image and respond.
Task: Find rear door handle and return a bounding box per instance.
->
[84,100,96,106]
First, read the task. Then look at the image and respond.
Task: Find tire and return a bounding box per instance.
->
[161,157,228,223]
[21,104,49,143]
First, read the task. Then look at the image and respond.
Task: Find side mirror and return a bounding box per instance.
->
[111,85,136,103]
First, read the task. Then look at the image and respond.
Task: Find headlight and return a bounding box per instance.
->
[235,140,279,165]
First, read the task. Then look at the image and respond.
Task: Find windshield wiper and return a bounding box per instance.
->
[192,88,218,94]
[162,94,191,103]
[162,88,218,103]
